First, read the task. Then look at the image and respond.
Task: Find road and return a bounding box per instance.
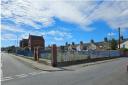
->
[1,53,41,78]
[1,52,128,85]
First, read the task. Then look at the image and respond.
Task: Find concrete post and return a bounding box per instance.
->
[51,44,57,67]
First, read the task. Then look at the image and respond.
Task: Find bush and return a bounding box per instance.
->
[120,48,128,52]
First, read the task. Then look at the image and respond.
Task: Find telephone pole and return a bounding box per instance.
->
[118,27,121,49]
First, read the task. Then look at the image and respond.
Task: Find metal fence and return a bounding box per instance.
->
[17,49,51,60]
[17,48,121,63]
[57,50,89,62]
[17,49,33,57]
[90,50,120,58]
[40,50,51,60]
[57,50,120,62]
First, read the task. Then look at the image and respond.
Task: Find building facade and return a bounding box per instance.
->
[20,39,28,48]
[28,35,45,51]
[120,40,128,49]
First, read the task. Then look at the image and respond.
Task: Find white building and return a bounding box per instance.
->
[119,40,128,49]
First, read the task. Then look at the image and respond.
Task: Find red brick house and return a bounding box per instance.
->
[28,35,45,51]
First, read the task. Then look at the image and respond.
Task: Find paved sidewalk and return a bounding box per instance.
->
[63,58,122,70]
[11,54,62,72]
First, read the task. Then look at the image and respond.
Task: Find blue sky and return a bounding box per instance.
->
[1,0,128,47]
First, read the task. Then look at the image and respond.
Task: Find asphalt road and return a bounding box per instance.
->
[1,53,41,78]
[1,52,128,85]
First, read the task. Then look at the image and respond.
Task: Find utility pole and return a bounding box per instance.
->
[118,27,121,49]
[15,35,18,54]
[17,35,18,47]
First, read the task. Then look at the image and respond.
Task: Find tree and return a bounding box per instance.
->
[110,38,117,50]
[90,39,94,43]
[72,42,75,46]
[80,41,83,45]
[65,42,68,46]
[104,37,108,42]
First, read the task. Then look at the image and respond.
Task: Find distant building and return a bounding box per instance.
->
[28,35,45,51]
[69,38,110,51]
[20,39,28,48]
[119,40,128,49]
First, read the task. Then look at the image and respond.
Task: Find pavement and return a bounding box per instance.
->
[1,52,128,85]
[10,53,63,71]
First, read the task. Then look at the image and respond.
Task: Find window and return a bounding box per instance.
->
[123,44,125,48]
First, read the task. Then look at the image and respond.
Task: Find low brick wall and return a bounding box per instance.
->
[121,51,128,57]
[57,56,121,67]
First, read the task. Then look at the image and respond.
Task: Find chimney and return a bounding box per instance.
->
[80,41,83,45]
[72,42,75,46]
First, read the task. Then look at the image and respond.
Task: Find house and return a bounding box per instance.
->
[20,39,28,48]
[94,42,109,50]
[28,35,45,51]
[65,37,128,51]
[119,40,128,49]
[87,43,97,50]
[75,38,110,51]
[86,38,109,50]
[117,37,128,49]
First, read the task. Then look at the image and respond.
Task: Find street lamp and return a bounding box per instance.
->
[107,32,114,57]
[118,27,121,49]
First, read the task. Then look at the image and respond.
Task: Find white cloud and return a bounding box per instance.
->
[1,0,128,30]
[107,32,116,36]
[1,33,17,40]
[54,37,64,41]
[1,24,25,32]
[86,1,128,29]
[45,30,72,38]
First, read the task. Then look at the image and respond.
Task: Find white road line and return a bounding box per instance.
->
[28,72,40,75]
[28,71,48,76]
[1,71,48,82]
[15,74,28,78]
[1,77,14,81]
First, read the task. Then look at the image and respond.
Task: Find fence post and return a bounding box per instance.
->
[34,47,37,61]
[36,47,40,62]
[51,44,57,67]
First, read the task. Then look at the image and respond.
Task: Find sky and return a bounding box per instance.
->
[1,0,128,47]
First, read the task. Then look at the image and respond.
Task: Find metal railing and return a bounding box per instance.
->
[57,50,120,62]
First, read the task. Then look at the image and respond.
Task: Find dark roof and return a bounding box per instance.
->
[22,39,28,42]
[121,38,128,43]
[29,35,44,40]
[94,42,108,46]
[63,38,128,47]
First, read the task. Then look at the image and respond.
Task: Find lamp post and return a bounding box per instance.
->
[118,27,121,49]
[15,35,18,54]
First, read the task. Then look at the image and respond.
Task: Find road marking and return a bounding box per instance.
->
[1,77,14,81]
[15,74,28,78]
[28,72,39,75]
[1,71,49,82]
[28,71,47,75]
